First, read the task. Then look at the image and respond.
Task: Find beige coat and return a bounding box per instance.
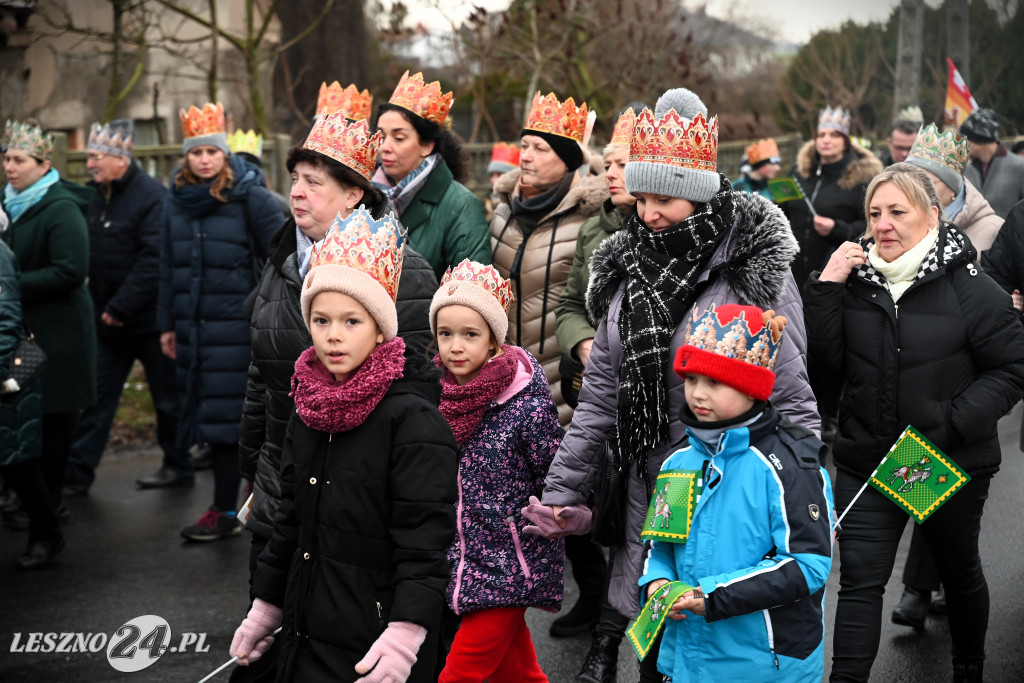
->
[956,179,1004,255]
[490,161,608,424]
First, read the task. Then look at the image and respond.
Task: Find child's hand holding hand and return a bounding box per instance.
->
[230,598,282,665]
[667,588,707,621]
[521,496,592,537]
[354,621,427,682]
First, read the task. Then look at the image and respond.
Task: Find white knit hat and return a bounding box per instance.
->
[430,260,513,343]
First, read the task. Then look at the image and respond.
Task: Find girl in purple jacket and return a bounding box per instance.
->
[430,259,565,682]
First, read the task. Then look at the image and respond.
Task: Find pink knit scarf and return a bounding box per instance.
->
[436,345,520,445]
[290,337,406,433]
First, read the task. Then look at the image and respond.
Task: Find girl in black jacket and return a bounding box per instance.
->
[230,207,457,683]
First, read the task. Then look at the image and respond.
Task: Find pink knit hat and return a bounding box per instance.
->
[429,259,513,343]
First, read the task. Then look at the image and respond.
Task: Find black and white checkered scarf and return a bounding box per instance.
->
[617,175,735,478]
[853,221,965,289]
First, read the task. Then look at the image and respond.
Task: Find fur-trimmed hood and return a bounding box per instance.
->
[795,140,882,191]
[586,191,799,321]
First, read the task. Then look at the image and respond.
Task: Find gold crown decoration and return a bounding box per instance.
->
[180,102,226,140]
[86,119,134,157]
[490,142,521,166]
[388,71,454,127]
[908,123,969,176]
[745,138,780,166]
[440,259,514,314]
[609,108,637,147]
[684,304,785,371]
[895,105,924,124]
[227,129,263,158]
[316,82,373,121]
[629,107,718,173]
[308,208,407,302]
[304,114,382,181]
[523,92,589,142]
[818,105,852,135]
[4,120,54,161]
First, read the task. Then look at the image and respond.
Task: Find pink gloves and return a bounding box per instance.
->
[354,621,427,683]
[230,598,282,665]
[522,495,592,537]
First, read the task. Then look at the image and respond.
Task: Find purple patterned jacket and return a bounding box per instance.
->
[446,347,566,614]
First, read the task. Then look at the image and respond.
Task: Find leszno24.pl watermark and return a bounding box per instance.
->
[9,615,210,673]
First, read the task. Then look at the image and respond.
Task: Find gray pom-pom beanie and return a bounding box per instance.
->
[624,87,720,203]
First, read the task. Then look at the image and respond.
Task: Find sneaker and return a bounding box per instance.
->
[180,508,242,542]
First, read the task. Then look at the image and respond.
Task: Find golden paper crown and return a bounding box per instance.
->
[609,108,638,147]
[4,120,54,161]
[180,102,226,140]
[388,71,454,127]
[489,142,520,166]
[309,208,407,302]
[316,82,373,121]
[523,92,589,142]
[227,129,263,158]
[909,123,969,176]
[745,138,780,166]
[440,259,514,314]
[629,107,718,173]
[304,114,382,181]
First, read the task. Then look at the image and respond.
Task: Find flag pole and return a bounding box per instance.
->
[832,451,893,531]
[195,627,282,683]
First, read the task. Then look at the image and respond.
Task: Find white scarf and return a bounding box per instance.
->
[867,227,939,302]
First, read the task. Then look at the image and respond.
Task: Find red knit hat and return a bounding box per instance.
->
[673,303,788,401]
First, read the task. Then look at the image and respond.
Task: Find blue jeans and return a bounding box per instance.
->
[65,332,192,488]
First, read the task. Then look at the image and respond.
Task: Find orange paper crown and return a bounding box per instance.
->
[523,92,589,142]
[745,138,780,166]
[304,114,382,181]
[490,142,521,166]
[610,108,638,147]
[179,102,226,140]
[440,259,514,314]
[308,208,407,303]
[388,71,454,127]
[316,82,373,121]
[629,107,718,173]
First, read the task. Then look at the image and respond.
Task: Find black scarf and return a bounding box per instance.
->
[512,170,574,235]
[617,174,735,479]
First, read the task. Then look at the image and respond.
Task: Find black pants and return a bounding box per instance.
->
[0,458,59,544]
[565,533,608,603]
[638,630,664,682]
[902,524,941,590]
[41,411,79,508]
[211,443,243,513]
[830,470,991,682]
[595,546,630,640]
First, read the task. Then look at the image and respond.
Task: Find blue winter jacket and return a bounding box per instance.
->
[639,405,834,683]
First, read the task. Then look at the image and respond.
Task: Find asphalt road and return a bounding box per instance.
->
[2,406,1023,682]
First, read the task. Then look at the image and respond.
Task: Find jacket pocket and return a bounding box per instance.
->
[507,516,532,580]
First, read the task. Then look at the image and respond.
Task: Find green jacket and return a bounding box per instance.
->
[399,160,491,280]
[0,241,42,466]
[554,198,627,357]
[1,179,96,414]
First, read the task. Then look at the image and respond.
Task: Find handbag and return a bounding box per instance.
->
[589,440,627,547]
[4,334,46,394]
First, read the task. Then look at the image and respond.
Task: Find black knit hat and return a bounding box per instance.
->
[520,129,583,171]
[960,108,999,144]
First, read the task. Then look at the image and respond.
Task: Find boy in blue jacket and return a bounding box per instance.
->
[639,303,834,683]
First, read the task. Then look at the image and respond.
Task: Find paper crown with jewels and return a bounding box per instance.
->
[227,129,263,158]
[316,81,373,121]
[523,92,589,142]
[629,107,718,174]
[430,259,514,343]
[301,208,407,340]
[905,123,969,194]
[86,119,134,157]
[388,71,454,127]
[673,303,788,401]
[487,142,520,175]
[818,105,852,135]
[179,102,228,153]
[303,113,382,181]
[4,120,54,161]
[609,107,638,147]
[744,138,780,167]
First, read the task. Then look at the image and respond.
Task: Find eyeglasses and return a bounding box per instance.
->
[86,153,107,162]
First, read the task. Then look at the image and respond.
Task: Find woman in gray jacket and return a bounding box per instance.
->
[532,87,819,682]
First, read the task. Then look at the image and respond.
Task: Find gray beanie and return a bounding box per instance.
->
[624,88,720,203]
[905,156,963,195]
[183,132,230,156]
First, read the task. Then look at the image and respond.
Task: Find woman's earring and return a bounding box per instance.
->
[489,347,497,357]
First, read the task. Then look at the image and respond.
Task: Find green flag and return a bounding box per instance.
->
[768,177,805,203]
[627,581,694,661]
[868,426,970,524]
[640,469,702,543]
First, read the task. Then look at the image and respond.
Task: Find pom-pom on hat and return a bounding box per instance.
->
[905,123,968,194]
[4,120,54,161]
[673,303,788,401]
[87,119,134,158]
[959,108,999,144]
[430,259,514,343]
[300,208,407,340]
[487,142,520,175]
[625,87,719,204]
[180,102,229,154]
[818,105,852,136]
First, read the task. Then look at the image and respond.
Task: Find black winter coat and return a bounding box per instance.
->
[252,354,457,683]
[157,156,284,447]
[86,163,166,336]
[980,198,1024,295]
[804,224,1024,479]
[238,210,439,541]
[0,241,42,467]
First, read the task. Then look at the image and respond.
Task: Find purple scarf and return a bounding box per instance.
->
[436,345,519,445]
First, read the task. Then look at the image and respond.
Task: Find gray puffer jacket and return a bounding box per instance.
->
[540,191,819,618]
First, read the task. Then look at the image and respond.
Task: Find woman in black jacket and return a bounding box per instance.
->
[804,163,1024,683]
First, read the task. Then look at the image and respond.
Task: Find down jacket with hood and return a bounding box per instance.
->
[951,179,1003,254]
[446,347,565,615]
[541,191,820,618]
[783,141,882,286]
[489,160,608,425]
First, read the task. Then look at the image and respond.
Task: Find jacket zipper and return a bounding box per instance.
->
[376,601,385,633]
[763,610,779,669]
[507,516,532,580]
[451,470,468,615]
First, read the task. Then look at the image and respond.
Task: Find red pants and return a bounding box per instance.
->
[439,607,548,683]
